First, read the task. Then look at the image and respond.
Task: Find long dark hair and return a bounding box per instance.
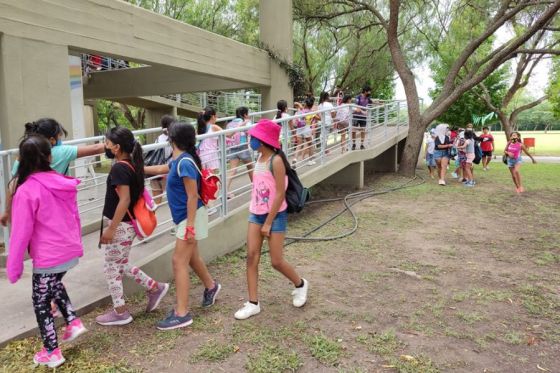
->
[304,97,314,109]
[160,115,175,130]
[105,127,145,187]
[197,106,216,135]
[276,100,288,119]
[13,136,52,191]
[168,122,203,171]
[24,118,68,140]
[260,142,291,173]
[319,91,330,104]
[235,106,249,120]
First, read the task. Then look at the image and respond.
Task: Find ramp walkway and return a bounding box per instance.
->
[0,101,408,346]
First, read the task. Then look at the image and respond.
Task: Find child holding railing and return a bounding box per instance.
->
[145,121,221,330]
[97,127,169,326]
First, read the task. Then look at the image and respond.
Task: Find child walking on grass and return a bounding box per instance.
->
[7,136,87,368]
[97,127,169,326]
[234,119,309,320]
[504,131,536,194]
[145,122,221,330]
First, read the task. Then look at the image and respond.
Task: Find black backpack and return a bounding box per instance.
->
[270,154,310,213]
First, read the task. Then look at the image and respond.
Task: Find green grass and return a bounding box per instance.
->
[491,131,560,156]
[305,333,344,366]
[355,330,402,356]
[246,346,302,373]
[191,339,236,363]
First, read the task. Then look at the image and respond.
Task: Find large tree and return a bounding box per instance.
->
[301,0,560,176]
[477,13,559,139]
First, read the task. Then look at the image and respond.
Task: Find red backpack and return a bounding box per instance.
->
[116,161,157,239]
[177,157,220,205]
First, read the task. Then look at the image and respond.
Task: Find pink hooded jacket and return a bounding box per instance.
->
[7,171,83,283]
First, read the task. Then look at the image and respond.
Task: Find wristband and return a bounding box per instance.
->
[185,226,196,238]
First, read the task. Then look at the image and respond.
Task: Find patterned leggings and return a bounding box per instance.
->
[103,222,157,308]
[32,272,76,352]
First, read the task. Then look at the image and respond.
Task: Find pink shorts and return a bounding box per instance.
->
[465,153,475,164]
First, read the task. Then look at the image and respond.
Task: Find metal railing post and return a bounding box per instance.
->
[0,154,9,256]
[348,106,354,152]
[219,133,228,217]
[320,111,327,164]
[366,106,372,147]
[281,118,290,153]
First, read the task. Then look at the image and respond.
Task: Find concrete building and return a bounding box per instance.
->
[0,0,293,150]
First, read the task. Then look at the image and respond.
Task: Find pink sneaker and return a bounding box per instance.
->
[61,318,87,343]
[33,347,65,368]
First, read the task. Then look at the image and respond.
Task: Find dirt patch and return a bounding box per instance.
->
[1,166,559,373]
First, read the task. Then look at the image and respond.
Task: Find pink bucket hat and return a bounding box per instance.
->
[248,118,281,149]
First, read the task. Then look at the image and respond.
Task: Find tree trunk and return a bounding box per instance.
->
[397,112,426,177]
[497,111,512,140]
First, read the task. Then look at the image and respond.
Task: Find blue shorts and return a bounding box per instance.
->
[227,145,252,162]
[248,210,288,233]
[507,156,522,168]
[426,153,436,167]
[433,149,449,160]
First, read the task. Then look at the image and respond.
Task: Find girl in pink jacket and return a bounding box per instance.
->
[7,136,87,368]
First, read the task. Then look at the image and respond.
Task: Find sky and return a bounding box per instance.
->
[394,26,552,104]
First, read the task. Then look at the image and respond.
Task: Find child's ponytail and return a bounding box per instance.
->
[105,126,144,188]
[131,140,145,187]
[168,121,202,171]
[197,106,217,135]
[13,135,52,191]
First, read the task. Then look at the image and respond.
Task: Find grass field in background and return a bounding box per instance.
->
[489,131,560,156]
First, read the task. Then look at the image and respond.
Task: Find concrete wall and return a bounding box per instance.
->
[259,0,293,109]
[0,0,270,87]
[0,35,73,149]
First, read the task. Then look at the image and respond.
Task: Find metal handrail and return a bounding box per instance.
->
[0,100,408,255]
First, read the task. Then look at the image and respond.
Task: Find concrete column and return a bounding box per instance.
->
[259,0,293,109]
[323,161,364,189]
[0,35,73,150]
[365,144,398,173]
[144,108,175,143]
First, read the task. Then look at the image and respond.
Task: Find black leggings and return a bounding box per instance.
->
[32,272,76,352]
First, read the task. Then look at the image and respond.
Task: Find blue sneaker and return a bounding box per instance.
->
[202,282,222,308]
[156,310,193,330]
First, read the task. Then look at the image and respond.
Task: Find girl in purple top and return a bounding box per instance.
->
[504,131,536,193]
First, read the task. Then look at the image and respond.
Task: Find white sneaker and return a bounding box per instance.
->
[234,302,261,320]
[451,172,458,178]
[438,179,446,186]
[307,160,316,166]
[292,278,309,308]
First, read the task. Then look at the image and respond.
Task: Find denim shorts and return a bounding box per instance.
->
[248,210,288,233]
[227,145,252,162]
[507,156,522,168]
[426,153,436,167]
[433,149,449,160]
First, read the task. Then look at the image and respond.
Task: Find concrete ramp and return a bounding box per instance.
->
[0,123,407,347]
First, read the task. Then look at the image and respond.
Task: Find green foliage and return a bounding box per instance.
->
[96,100,145,134]
[294,1,395,97]
[547,57,560,119]
[126,0,259,46]
[429,3,510,127]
